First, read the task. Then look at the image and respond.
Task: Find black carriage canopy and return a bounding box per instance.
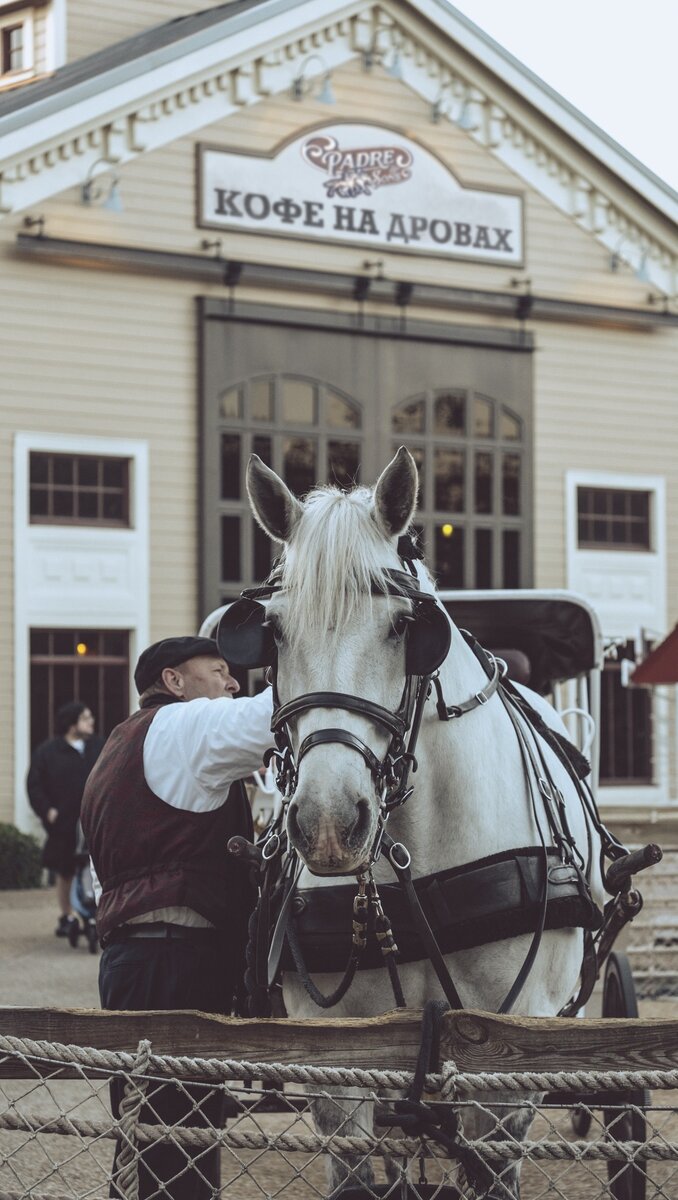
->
[441,593,601,696]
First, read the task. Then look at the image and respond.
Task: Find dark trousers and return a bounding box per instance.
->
[100,938,236,1200]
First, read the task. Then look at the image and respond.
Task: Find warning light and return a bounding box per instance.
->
[76,643,88,656]
[441,523,454,538]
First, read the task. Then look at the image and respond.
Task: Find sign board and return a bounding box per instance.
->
[198,124,523,264]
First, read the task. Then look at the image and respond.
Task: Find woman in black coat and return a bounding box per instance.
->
[27,701,104,937]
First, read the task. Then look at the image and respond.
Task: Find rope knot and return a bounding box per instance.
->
[115,1038,153,1199]
[440,1059,459,1100]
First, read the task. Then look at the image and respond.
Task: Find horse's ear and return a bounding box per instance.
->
[247,454,303,542]
[372,446,418,538]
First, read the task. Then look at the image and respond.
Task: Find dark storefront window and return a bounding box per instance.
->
[30,629,130,750]
[217,375,363,592]
[600,642,653,785]
[392,390,526,588]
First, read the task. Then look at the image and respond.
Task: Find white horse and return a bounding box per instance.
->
[245,446,604,1197]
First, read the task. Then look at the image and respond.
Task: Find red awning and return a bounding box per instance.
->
[632,625,678,685]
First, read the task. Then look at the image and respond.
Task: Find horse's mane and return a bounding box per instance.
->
[277,486,396,645]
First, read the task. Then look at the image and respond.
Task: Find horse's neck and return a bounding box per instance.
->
[385,628,539,878]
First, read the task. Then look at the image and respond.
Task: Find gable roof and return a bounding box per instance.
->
[0,0,675,293]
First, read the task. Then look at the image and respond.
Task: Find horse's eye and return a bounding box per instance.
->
[389,613,413,641]
[266,618,284,646]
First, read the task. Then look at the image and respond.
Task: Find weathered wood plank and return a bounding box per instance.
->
[0,1006,425,1078]
[443,1010,678,1074]
[4,1007,678,1081]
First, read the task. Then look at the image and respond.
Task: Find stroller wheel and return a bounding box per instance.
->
[86,919,98,954]
[67,916,81,949]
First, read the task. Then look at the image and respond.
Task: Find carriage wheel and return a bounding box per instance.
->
[602,952,648,1200]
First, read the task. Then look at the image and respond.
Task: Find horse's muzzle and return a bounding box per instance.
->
[286,795,374,874]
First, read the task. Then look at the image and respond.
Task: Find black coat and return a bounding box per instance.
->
[27,736,105,835]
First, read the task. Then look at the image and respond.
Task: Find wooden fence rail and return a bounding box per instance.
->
[3,1007,678,1079]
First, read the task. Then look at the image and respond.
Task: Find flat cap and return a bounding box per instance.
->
[134,636,222,694]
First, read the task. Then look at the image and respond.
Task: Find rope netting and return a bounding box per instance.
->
[2,1032,678,1199]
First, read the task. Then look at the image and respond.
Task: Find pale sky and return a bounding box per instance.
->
[450,0,678,195]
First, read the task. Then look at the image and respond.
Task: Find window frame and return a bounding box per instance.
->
[14,430,150,832]
[0,6,33,86]
[29,628,130,750]
[29,451,132,528]
[576,485,652,552]
[599,640,653,787]
[566,469,667,806]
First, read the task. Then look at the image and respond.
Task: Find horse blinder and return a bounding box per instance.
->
[406,602,451,677]
[216,598,276,669]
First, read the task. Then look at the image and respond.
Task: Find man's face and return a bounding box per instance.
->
[175,655,240,701]
[76,709,95,738]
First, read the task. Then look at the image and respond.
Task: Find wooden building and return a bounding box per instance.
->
[1,0,677,834]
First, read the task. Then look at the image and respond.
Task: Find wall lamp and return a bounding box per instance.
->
[81,159,123,211]
[291,55,335,103]
[361,31,403,79]
[22,214,45,235]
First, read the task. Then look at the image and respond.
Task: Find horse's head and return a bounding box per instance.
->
[244,447,436,875]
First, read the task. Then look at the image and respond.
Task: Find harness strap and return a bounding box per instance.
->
[495,691,550,1014]
[274,691,408,740]
[298,728,383,776]
[384,834,464,1010]
[285,916,363,1009]
[267,856,303,987]
[559,928,598,1016]
[432,655,500,720]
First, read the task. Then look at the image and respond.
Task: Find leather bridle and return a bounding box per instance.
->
[234,568,499,845]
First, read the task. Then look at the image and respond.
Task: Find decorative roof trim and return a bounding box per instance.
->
[0,0,676,296]
[423,0,678,224]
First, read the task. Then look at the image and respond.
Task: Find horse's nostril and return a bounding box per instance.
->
[286,801,304,850]
[348,799,372,847]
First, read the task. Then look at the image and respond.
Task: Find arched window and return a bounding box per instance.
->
[218,375,363,593]
[392,388,525,589]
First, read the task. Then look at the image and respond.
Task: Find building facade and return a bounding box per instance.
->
[1,0,677,834]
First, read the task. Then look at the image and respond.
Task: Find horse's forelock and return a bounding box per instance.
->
[279,486,395,645]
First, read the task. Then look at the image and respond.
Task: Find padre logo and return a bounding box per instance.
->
[301,133,413,198]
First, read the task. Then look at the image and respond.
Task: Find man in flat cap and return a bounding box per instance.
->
[81,635,273,1200]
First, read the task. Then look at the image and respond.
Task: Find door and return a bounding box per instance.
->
[200,302,533,613]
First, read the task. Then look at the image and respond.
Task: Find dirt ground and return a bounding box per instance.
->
[1,885,676,1199]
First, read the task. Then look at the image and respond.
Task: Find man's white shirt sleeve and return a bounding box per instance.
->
[143,689,275,812]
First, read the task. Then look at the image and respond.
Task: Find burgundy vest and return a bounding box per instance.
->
[81,703,255,939]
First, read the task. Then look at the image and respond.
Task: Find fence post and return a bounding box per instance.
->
[114,1038,152,1200]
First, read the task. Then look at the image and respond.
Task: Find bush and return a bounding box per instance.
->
[0,822,42,889]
